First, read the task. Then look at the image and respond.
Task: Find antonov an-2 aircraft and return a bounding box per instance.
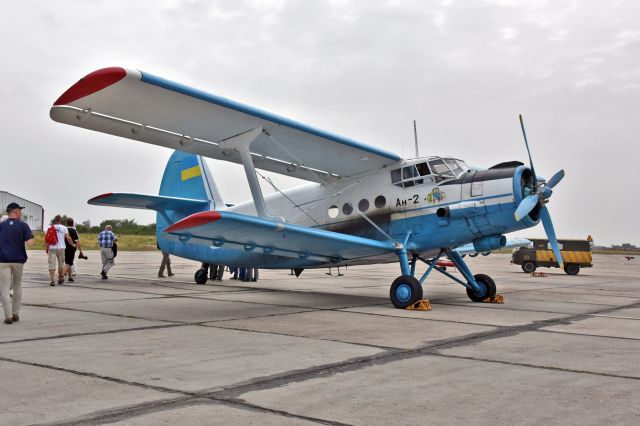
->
[50,67,565,309]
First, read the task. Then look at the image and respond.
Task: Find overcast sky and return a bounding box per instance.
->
[1,0,638,245]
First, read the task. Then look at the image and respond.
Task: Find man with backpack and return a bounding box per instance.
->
[0,203,35,324]
[46,215,75,286]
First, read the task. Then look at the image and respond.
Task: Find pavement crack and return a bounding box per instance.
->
[0,355,191,396]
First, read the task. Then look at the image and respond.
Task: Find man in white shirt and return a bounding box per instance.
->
[47,215,75,286]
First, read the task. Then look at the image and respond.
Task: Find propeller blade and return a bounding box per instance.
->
[519,114,536,181]
[539,206,564,269]
[546,169,565,189]
[514,194,539,222]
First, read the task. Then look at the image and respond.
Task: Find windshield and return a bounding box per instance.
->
[428,157,467,180]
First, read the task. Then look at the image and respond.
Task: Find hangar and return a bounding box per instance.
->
[0,190,44,231]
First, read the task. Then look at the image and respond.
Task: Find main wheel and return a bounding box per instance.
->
[390,276,423,309]
[564,263,580,275]
[194,268,208,285]
[521,261,537,273]
[466,274,497,302]
[469,252,479,257]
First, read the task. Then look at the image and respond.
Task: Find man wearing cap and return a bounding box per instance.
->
[0,203,35,324]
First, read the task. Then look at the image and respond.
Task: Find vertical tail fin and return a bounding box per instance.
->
[159,150,224,209]
[157,151,224,239]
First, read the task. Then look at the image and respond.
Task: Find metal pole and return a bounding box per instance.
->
[413,120,419,158]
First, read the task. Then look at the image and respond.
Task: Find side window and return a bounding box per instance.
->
[342,202,353,215]
[547,242,564,250]
[391,169,401,185]
[358,199,369,212]
[327,205,339,218]
[375,195,386,208]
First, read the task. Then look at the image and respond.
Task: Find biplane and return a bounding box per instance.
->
[50,67,564,308]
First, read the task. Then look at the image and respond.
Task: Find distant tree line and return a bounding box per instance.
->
[609,243,639,251]
[49,216,156,235]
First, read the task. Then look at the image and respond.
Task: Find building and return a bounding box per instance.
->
[0,191,44,231]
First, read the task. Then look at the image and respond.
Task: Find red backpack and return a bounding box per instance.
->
[45,225,58,246]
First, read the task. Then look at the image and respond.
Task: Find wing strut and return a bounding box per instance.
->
[219,127,284,222]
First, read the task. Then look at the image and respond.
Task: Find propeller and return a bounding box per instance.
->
[514,115,565,268]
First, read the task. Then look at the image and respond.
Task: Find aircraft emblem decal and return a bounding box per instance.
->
[426,188,446,204]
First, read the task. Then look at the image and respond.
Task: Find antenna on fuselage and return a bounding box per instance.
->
[413,120,419,158]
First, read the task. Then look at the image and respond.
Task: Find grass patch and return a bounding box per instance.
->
[29,231,158,251]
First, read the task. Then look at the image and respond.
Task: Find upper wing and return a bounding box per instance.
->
[88,192,209,212]
[50,67,401,183]
[164,210,396,264]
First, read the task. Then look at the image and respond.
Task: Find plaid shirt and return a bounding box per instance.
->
[97,230,116,248]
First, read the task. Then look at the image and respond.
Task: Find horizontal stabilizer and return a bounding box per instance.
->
[164,211,395,263]
[88,193,209,211]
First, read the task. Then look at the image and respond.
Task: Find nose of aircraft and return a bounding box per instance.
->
[513,115,565,268]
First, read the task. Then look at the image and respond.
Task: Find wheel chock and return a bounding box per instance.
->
[481,294,504,304]
[531,272,547,277]
[406,299,432,311]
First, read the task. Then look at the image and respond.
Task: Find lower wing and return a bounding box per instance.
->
[164,211,396,264]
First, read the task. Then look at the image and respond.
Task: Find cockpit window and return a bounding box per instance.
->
[456,160,469,172]
[391,158,465,188]
[444,158,463,175]
[416,162,431,176]
[429,159,455,178]
[391,165,425,187]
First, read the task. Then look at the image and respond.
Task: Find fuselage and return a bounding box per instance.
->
[206,156,539,268]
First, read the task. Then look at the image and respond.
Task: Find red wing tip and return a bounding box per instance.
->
[165,211,221,233]
[53,67,127,106]
[88,192,114,203]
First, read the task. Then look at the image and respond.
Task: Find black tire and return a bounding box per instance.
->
[522,261,537,273]
[390,276,423,309]
[481,252,491,256]
[564,263,580,275]
[469,252,479,257]
[194,268,208,285]
[466,274,497,302]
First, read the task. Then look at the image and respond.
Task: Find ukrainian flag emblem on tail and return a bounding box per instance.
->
[181,165,202,181]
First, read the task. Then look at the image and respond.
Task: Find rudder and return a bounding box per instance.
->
[157,151,224,242]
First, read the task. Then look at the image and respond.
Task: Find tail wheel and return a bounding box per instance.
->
[466,274,497,302]
[194,268,208,285]
[564,263,580,275]
[522,261,536,273]
[390,276,423,309]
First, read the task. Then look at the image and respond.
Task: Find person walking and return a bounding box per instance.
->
[98,224,117,279]
[63,218,84,282]
[0,202,35,324]
[213,264,224,281]
[158,250,174,278]
[47,215,74,286]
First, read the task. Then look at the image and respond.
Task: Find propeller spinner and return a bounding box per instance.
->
[514,115,565,268]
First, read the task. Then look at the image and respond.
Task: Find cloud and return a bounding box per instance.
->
[1,0,638,245]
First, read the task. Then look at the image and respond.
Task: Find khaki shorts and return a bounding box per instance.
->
[48,249,65,270]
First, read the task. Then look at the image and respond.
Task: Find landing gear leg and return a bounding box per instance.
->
[389,233,424,309]
[447,251,497,302]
